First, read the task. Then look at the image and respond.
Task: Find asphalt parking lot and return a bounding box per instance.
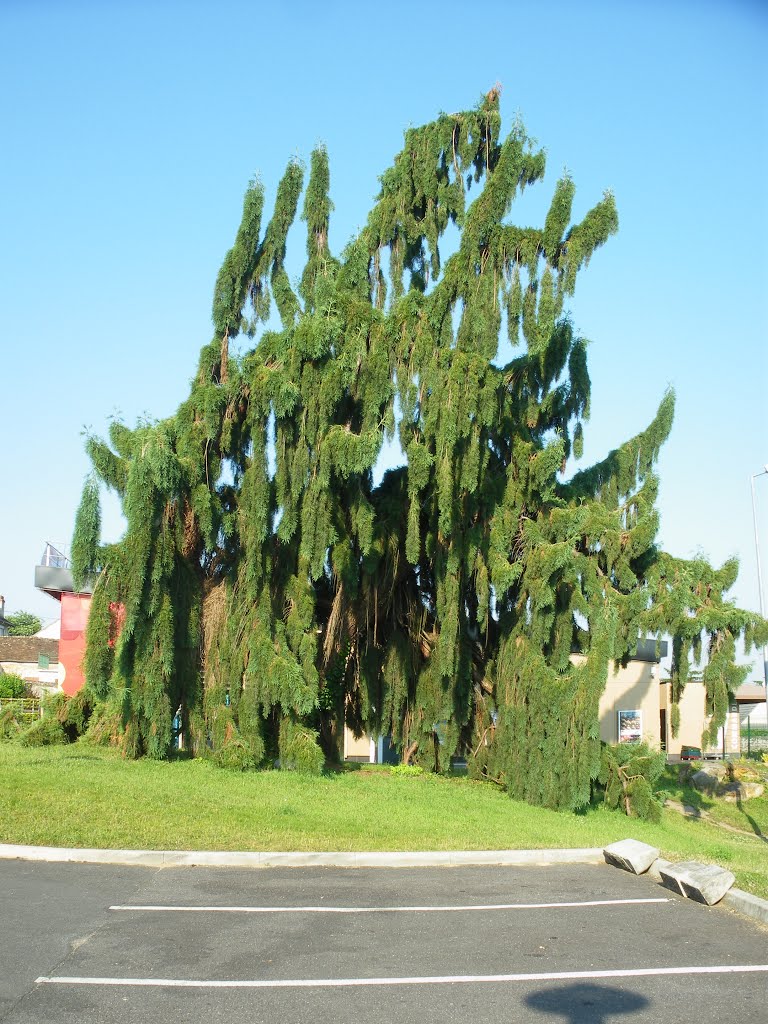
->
[1,859,766,1023]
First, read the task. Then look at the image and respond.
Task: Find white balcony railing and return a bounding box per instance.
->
[40,543,70,569]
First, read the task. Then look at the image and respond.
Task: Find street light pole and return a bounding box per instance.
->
[750,465,768,691]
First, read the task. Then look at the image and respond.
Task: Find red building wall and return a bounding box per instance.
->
[60,592,91,696]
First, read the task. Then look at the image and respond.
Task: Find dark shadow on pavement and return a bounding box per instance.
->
[525,981,648,1022]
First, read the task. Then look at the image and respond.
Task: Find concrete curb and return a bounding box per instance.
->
[0,843,604,869]
[723,888,768,927]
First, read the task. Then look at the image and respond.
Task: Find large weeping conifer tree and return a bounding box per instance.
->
[72,90,767,809]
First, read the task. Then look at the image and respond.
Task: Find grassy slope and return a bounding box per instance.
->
[659,763,768,839]
[1,744,766,899]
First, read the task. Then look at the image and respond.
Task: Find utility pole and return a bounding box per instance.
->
[750,465,768,691]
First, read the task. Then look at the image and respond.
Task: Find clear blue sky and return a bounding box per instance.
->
[1,0,766,677]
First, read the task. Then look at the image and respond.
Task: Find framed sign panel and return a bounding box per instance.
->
[617,710,642,743]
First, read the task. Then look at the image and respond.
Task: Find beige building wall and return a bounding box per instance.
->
[664,680,741,758]
[598,660,660,747]
[343,725,376,762]
[670,681,704,755]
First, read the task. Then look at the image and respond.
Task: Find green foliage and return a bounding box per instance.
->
[82,699,124,747]
[0,674,26,699]
[213,734,257,771]
[20,715,68,747]
[56,688,96,739]
[389,764,424,777]
[41,691,67,717]
[670,702,681,737]
[598,742,666,821]
[278,718,325,774]
[0,684,39,738]
[0,706,24,740]
[6,612,41,636]
[73,90,767,813]
[642,554,768,743]
[71,474,102,591]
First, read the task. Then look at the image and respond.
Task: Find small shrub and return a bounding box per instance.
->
[186,710,206,757]
[213,737,256,771]
[278,719,325,774]
[598,742,666,821]
[82,700,123,747]
[58,688,96,736]
[0,674,27,700]
[41,691,67,718]
[20,716,68,747]
[206,718,260,771]
[121,718,143,759]
[1,706,24,740]
[389,764,424,777]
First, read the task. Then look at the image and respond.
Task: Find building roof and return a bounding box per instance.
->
[659,679,767,704]
[633,638,669,663]
[734,683,767,704]
[34,618,61,640]
[0,636,59,665]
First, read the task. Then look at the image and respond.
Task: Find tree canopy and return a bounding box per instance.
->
[72,90,767,809]
[6,612,42,637]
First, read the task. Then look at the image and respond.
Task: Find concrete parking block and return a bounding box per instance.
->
[659,860,736,906]
[603,839,660,875]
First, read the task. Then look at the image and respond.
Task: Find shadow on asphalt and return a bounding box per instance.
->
[525,981,648,1021]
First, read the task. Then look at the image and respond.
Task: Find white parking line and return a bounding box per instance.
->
[109,897,669,914]
[36,964,768,989]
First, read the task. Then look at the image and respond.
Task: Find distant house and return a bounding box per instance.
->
[0,636,62,694]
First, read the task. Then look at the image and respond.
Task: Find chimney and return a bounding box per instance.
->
[0,595,5,619]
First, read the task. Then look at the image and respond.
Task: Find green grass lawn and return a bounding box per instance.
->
[1,743,767,899]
